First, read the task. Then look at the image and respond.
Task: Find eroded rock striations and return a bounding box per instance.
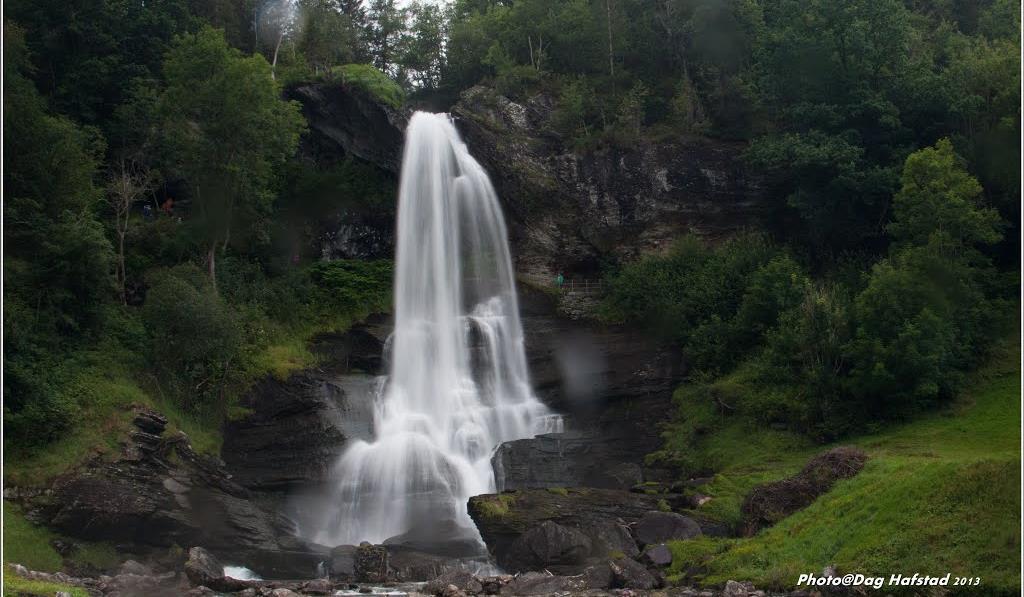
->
[39,408,327,578]
[287,82,407,174]
[222,328,385,493]
[452,86,766,282]
[288,82,766,278]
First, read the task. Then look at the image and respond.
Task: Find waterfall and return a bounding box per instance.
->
[314,112,561,547]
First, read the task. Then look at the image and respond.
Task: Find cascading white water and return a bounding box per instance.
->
[314,112,561,547]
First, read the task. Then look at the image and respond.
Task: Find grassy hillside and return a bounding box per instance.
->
[664,337,1021,594]
[2,503,116,596]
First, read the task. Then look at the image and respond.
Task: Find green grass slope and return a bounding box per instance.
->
[2,503,117,596]
[665,339,1021,594]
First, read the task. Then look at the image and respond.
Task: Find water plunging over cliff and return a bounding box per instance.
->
[314,112,561,547]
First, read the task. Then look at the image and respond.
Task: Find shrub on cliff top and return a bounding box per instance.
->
[333,64,405,109]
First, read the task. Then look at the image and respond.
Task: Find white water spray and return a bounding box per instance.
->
[314,112,560,547]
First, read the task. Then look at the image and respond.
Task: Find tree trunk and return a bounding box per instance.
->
[118,225,127,305]
[271,31,284,80]
[208,243,218,291]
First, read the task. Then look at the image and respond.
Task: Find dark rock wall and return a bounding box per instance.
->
[222,327,385,493]
[41,411,327,579]
[285,82,406,261]
[289,83,768,278]
[452,86,767,281]
[286,83,407,174]
[501,286,684,491]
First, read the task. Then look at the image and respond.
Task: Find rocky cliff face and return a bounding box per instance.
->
[503,286,684,491]
[222,327,385,493]
[286,82,407,261]
[287,82,407,174]
[452,86,767,282]
[289,83,766,277]
[38,410,327,579]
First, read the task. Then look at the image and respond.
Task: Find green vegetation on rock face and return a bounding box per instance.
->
[613,138,1012,442]
[475,494,517,518]
[3,8,397,477]
[333,64,406,108]
[662,338,1021,594]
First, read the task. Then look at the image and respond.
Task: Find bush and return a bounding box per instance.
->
[759,284,855,439]
[603,234,799,374]
[309,259,393,312]
[142,265,241,411]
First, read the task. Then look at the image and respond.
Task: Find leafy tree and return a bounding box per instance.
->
[188,0,258,50]
[942,37,1020,223]
[142,266,242,411]
[106,160,156,304]
[552,76,596,141]
[158,27,306,288]
[367,0,406,74]
[748,0,918,254]
[616,81,650,134]
[653,0,763,135]
[398,1,446,89]
[298,0,359,74]
[888,138,1002,253]
[603,234,785,373]
[4,22,114,338]
[338,0,372,61]
[747,131,898,253]
[851,140,1005,416]
[761,284,852,438]
[7,0,198,126]
[257,0,300,77]
[4,21,115,441]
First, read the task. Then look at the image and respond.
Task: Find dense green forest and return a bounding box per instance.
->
[3,0,1019,473]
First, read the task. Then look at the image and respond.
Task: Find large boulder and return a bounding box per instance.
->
[504,521,593,573]
[327,544,357,580]
[588,519,640,559]
[383,518,483,558]
[641,543,674,567]
[468,488,660,573]
[384,545,461,581]
[632,511,703,546]
[354,542,388,583]
[608,556,659,590]
[741,446,868,535]
[184,547,248,592]
[493,431,644,491]
[183,547,223,587]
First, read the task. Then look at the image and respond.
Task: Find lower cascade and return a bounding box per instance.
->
[312,112,561,548]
